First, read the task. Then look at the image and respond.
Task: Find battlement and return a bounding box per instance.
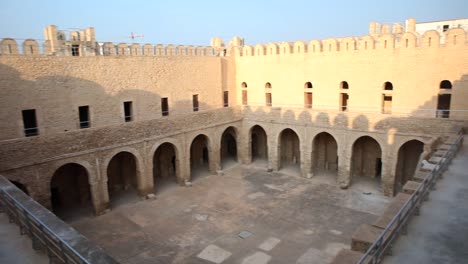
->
[0,38,221,57]
[236,27,467,57]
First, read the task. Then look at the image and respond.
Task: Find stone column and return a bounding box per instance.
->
[381,148,396,196]
[269,136,278,171]
[301,144,312,178]
[338,144,352,188]
[138,156,154,197]
[210,142,221,173]
[89,180,110,215]
[238,128,251,165]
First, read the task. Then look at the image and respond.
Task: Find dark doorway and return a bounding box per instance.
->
[312,132,338,175]
[221,127,238,169]
[251,125,268,163]
[107,152,139,208]
[279,129,300,172]
[190,134,210,180]
[351,136,382,178]
[153,143,178,193]
[51,164,92,221]
[395,140,424,194]
[437,94,451,118]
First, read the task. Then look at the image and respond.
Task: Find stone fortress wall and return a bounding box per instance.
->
[0,18,467,216]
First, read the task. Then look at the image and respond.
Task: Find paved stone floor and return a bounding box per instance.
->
[72,164,390,264]
[383,135,468,264]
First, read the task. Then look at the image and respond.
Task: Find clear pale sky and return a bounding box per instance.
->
[0,0,466,45]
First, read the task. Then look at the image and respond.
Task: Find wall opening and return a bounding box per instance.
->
[351,136,382,181]
[22,109,39,137]
[193,94,199,112]
[395,140,424,194]
[437,94,451,118]
[161,97,169,116]
[124,101,133,122]
[340,93,349,111]
[9,180,29,195]
[304,92,313,108]
[71,45,80,56]
[340,81,349,89]
[279,129,300,172]
[440,80,452,89]
[384,81,393,90]
[190,134,210,180]
[265,82,272,89]
[221,127,238,169]
[242,90,248,105]
[382,95,392,114]
[223,91,229,107]
[153,143,178,193]
[250,125,268,163]
[51,163,92,220]
[312,132,338,176]
[107,152,139,208]
[265,92,272,107]
[241,82,248,88]
[305,82,313,89]
[79,105,90,128]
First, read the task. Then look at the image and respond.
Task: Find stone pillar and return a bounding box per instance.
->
[338,145,352,188]
[238,128,251,165]
[210,142,221,173]
[89,180,110,215]
[301,145,312,178]
[270,136,279,171]
[138,156,154,197]
[180,152,191,183]
[381,148,396,196]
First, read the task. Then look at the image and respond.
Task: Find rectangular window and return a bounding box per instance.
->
[193,94,199,112]
[71,45,80,56]
[161,97,169,116]
[443,25,449,32]
[382,95,392,114]
[340,93,349,111]
[265,93,272,107]
[437,94,451,118]
[124,101,133,122]
[22,109,38,137]
[304,92,313,108]
[78,106,90,128]
[223,91,229,107]
[242,90,248,106]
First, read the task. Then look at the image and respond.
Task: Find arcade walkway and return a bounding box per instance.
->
[384,135,468,264]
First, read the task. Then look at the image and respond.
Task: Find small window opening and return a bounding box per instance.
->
[8,44,12,54]
[405,39,408,47]
[443,25,449,32]
[124,101,133,122]
[304,92,313,109]
[78,106,90,128]
[242,90,248,105]
[223,91,229,107]
[384,40,387,49]
[340,81,349,89]
[428,37,432,47]
[265,93,272,107]
[161,97,169,116]
[29,45,33,54]
[305,82,313,89]
[193,94,199,112]
[440,80,452,89]
[265,82,272,89]
[384,82,393,90]
[22,109,38,137]
[340,93,349,111]
[241,82,248,88]
[382,95,392,114]
[437,94,451,118]
[71,45,80,56]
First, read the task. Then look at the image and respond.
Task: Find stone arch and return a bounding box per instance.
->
[340,81,349,89]
[293,41,307,54]
[255,44,265,56]
[399,32,417,48]
[308,40,322,53]
[190,134,211,180]
[341,37,356,52]
[445,28,466,46]
[242,45,253,56]
[278,128,301,171]
[440,80,452,89]
[360,35,375,50]
[22,39,40,55]
[153,142,180,192]
[220,126,239,169]
[304,82,313,89]
[265,82,272,89]
[250,124,268,163]
[394,139,424,193]
[266,43,278,55]
[323,38,339,52]
[279,42,292,54]
[105,150,142,207]
[312,132,338,175]
[51,163,93,220]
[384,81,393,90]
[1,38,19,55]
[422,30,440,48]
[351,136,383,179]
[241,82,248,88]
[9,179,29,195]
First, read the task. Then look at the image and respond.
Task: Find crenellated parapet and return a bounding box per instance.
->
[237,28,467,57]
[0,38,221,57]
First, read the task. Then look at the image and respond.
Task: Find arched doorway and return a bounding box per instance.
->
[220,127,238,169]
[395,140,424,194]
[50,163,92,220]
[9,180,29,195]
[190,134,210,180]
[107,152,139,208]
[279,129,300,173]
[351,136,382,181]
[251,125,268,163]
[312,132,338,176]
[153,143,178,193]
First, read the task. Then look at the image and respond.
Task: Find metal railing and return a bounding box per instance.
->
[357,135,463,264]
[0,176,119,264]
